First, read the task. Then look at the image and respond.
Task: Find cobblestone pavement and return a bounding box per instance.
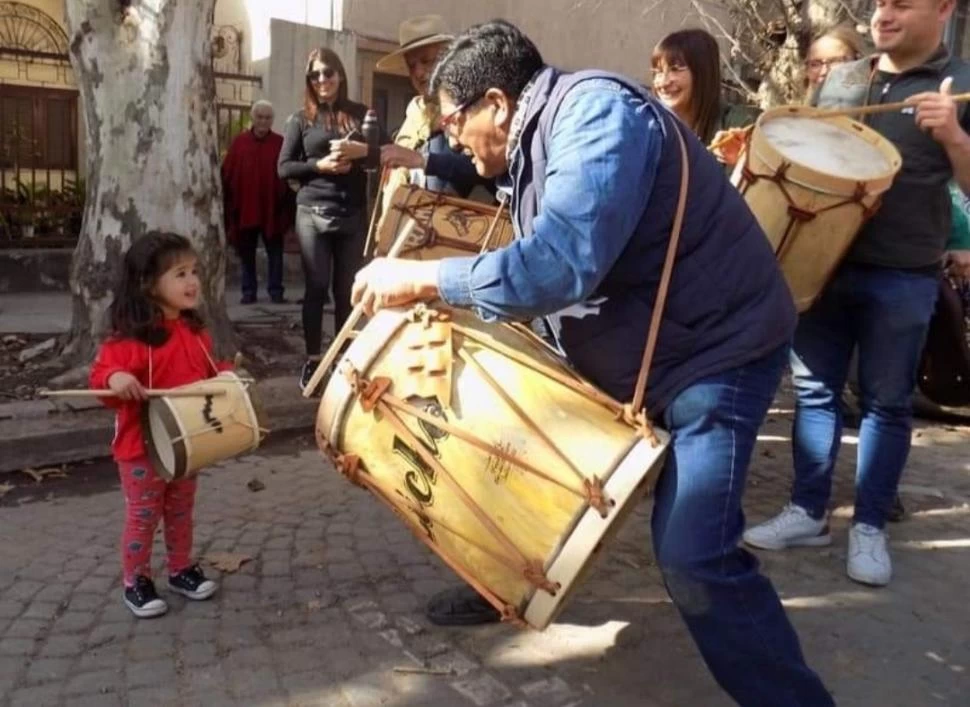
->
[1,393,968,707]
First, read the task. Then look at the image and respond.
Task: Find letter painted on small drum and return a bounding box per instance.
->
[202,394,224,434]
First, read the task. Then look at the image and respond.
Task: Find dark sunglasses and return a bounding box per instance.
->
[307,68,337,82]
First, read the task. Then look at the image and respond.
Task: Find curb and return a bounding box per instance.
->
[0,376,317,473]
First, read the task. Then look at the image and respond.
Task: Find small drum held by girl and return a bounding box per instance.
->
[89,233,228,618]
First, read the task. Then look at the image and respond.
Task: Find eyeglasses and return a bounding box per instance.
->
[307,68,337,82]
[805,57,852,71]
[438,92,485,132]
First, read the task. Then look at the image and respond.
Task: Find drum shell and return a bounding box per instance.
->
[374,185,515,259]
[143,371,265,481]
[317,306,668,629]
[732,106,902,312]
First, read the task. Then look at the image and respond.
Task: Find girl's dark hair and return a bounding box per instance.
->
[652,29,723,144]
[107,232,204,346]
[303,47,358,135]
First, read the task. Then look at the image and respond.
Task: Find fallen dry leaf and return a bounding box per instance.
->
[21,466,68,484]
[203,552,252,573]
[246,478,266,492]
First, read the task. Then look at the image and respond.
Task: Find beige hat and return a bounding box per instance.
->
[376,15,453,74]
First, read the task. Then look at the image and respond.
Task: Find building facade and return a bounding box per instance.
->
[7,0,970,247]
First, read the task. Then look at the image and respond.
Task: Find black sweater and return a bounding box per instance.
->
[277,99,383,212]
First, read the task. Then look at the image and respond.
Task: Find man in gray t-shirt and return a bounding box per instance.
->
[745,0,970,588]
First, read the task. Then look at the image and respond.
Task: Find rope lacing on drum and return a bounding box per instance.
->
[616,402,661,447]
[738,159,882,260]
[405,303,450,326]
[316,430,365,488]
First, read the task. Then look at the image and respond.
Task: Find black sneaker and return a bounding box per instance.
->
[168,564,218,600]
[300,358,322,395]
[240,294,257,305]
[124,576,168,618]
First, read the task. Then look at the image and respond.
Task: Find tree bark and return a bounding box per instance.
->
[64,0,233,363]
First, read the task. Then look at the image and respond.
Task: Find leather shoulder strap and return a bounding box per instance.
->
[629,119,690,416]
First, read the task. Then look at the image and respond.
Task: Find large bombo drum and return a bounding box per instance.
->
[733,106,902,311]
[316,304,668,630]
[373,185,515,259]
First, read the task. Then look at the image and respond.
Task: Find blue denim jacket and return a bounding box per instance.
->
[438,81,662,319]
[439,67,795,414]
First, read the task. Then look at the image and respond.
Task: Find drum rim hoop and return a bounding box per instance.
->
[319,308,411,448]
[522,433,670,628]
[748,106,901,194]
[141,398,187,481]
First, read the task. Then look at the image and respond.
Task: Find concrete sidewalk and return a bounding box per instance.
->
[0,291,313,335]
[0,397,968,706]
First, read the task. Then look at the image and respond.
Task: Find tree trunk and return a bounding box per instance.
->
[64,0,233,363]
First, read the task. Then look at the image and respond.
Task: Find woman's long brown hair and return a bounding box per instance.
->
[303,47,359,135]
[652,29,722,144]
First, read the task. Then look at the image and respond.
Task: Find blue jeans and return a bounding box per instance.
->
[790,264,939,528]
[652,344,833,706]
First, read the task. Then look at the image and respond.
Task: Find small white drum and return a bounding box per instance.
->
[732,106,902,311]
[316,304,668,629]
[142,371,266,481]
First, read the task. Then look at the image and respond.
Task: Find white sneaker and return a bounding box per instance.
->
[847,523,891,586]
[743,504,832,550]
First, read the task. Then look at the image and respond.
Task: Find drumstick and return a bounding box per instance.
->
[301,218,420,399]
[815,92,970,119]
[362,166,389,258]
[478,194,508,254]
[40,388,228,398]
[708,92,970,153]
[708,126,753,153]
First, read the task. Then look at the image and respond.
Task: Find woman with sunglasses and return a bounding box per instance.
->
[278,47,385,392]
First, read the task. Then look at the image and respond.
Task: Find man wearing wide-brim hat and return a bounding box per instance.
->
[374,15,492,247]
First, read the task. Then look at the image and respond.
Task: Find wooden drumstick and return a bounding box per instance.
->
[478,194,509,254]
[815,92,970,119]
[40,388,228,398]
[301,218,420,399]
[362,165,389,258]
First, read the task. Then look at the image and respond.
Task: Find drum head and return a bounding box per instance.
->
[141,400,186,481]
[761,115,894,180]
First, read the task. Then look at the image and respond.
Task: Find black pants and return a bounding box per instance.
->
[295,205,365,357]
[236,228,284,300]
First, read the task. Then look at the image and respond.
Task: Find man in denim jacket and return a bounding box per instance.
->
[351,20,831,706]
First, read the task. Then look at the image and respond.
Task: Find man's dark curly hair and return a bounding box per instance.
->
[430,20,544,106]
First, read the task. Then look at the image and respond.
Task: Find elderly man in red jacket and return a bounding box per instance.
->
[222,100,294,304]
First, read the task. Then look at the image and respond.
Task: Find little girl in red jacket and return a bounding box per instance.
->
[90,232,231,618]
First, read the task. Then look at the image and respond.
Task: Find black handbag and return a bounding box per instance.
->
[917,277,970,407]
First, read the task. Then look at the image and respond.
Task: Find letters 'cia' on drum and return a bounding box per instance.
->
[732,105,902,312]
[316,304,669,630]
[142,371,267,482]
[374,185,515,259]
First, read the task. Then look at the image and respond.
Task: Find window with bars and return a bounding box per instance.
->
[0,84,77,170]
